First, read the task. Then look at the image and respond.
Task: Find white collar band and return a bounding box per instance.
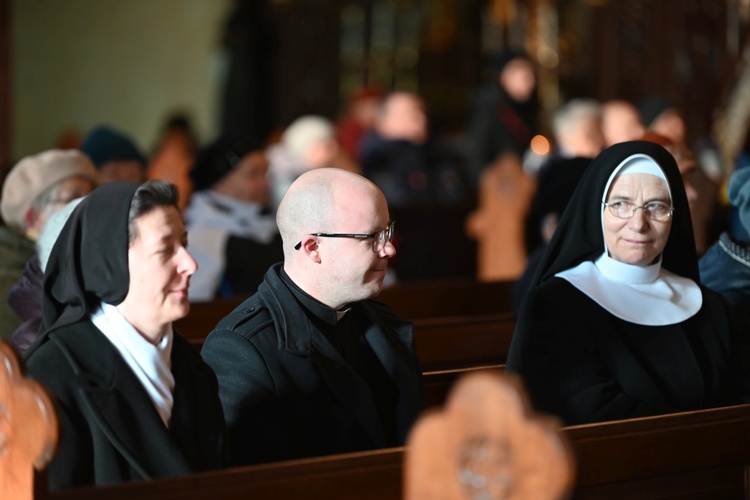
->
[555,252,702,326]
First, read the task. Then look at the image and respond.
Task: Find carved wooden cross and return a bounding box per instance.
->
[0,341,58,500]
[405,369,575,500]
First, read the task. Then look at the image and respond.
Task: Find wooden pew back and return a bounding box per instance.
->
[182,312,517,373]
[412,313,515,371]
[377,279,514,319]
[43,403,750,499]
[175,279,516,342]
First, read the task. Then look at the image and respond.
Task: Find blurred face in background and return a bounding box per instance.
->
[213,151,271,207]
[559,115,606,159]
[29,175,96,237]
[99,160,146,184]
[377,92,428,145]
[602,101,646,147]
[500,58,536,103]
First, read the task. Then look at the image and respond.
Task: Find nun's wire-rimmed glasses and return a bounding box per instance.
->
[294,221,395,253]
[602,201,674,221]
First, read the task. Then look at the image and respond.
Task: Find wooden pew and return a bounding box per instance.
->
[174,278,516,341]
[179,312,517,373]
[43,403,750,499]
[377,278,515,319]
[411,313,515,371]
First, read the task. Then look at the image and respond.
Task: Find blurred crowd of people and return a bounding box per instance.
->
[2,46,748,341]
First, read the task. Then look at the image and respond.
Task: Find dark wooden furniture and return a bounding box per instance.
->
[42,401,750,499]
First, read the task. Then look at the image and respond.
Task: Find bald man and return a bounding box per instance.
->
[201,168,425,466]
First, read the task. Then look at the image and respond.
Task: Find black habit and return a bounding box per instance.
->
[507,141,750,425]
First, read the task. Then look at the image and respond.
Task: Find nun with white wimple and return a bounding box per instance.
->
[507,140,749,425]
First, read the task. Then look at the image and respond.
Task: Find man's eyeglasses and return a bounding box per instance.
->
[602,201,673,221]
[294,221,395,253]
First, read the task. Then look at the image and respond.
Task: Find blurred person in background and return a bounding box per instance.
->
[465,47,539,186]
[602,99,646,147]
[266,115,340,208]
[148,113,199,211]
[186,135,282,302]
[81,125,147,183]
[0,150,98,338]
[9,197,84,354]
[361,91,469,207]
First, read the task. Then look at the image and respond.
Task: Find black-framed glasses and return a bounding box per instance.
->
[294,221,395,253]
[602,201,673,221]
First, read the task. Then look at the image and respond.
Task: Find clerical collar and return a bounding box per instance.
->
[279,268,347,326]
[555,252,702,326]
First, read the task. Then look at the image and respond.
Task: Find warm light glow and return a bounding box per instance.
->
[530,135,551,155]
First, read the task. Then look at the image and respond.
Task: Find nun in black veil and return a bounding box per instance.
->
[25,181,226,491]
[507,141,750,425]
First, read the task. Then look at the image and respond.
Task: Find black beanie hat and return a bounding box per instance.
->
[80,125,146,169]
[189,135,262,191]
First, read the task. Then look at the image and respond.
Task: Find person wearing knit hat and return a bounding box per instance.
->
[80,125,147,183]
[699,166,750,307]
[9,197,85,355]
[185,135,282,301]
[0,149,98,338]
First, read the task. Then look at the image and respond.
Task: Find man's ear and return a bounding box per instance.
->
[298,236,322,264]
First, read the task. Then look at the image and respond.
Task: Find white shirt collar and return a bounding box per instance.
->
[555,252,702,325]
[91,303,175,427]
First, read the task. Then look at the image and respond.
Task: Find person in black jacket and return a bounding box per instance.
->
[201,167,425,466]
[465,47,539,185]
[25,181,227,491]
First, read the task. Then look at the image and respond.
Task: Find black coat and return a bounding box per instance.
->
[201,264,425,466]
[25,321,227,491]
[507,278,741,425]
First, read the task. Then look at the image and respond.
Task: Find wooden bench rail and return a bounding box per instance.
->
[42,403,750,499]
[176,278,516,342]
[186,312,517,373]
[568,403,750,498]
[412,313,515,371]
[43,448,406,500]
[376,279,515,319]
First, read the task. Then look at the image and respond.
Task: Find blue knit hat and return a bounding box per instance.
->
[80,125,146,169]
[728,167,750,233]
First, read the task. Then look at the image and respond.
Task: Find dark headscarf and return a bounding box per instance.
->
[637,95,677,128]
[35,182,140,347]
[530,140,698,289]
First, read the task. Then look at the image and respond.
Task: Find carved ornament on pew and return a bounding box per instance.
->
[404,370,574,500]
[0,341,58,500]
